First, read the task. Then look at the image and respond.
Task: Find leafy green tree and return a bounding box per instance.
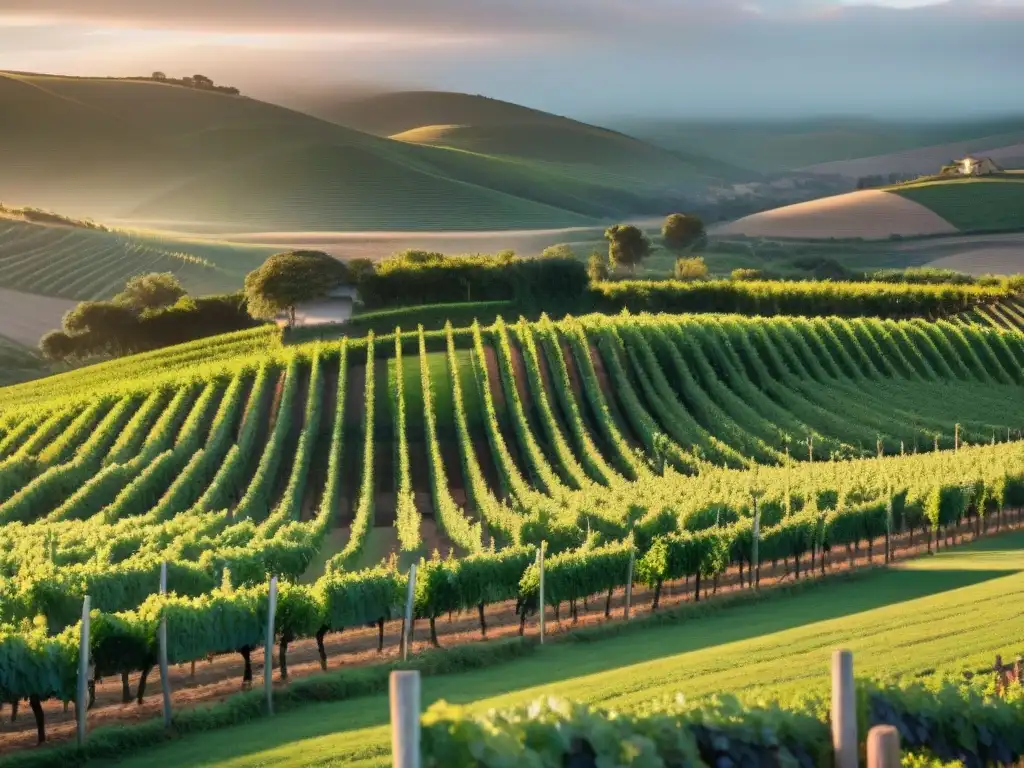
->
[113,272,185,312]
[587,251,609,282]
[604,224,651,274]
[674,256,709,282]
[244,251,352,326]
[662,213,706,253]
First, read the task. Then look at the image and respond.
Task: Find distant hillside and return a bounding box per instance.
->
[714,173,1024,240]
[294,90,750,187]
[0,74,722,232]
[611,116,1024,174]
[800,136,1024,179]
[302,91,566,136]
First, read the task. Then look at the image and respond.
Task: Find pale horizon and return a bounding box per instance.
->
[1,0,1022,120]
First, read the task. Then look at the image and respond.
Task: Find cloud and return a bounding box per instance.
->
[0,0,1021,119]
[3,0,1021,37]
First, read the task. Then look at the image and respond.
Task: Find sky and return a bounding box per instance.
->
[1,0,1022,120]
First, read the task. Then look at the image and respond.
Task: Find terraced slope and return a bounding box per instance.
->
[0,73,713,232]
[0,218,269,300]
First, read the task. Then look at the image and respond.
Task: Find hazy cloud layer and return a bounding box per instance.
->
[1,0,1022,118]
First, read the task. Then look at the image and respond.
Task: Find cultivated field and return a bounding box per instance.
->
[714,189,957,239]
[107,533,1024,768]
[2,282,1024,763]
[892,175,1024,233]
[0,218,271,301]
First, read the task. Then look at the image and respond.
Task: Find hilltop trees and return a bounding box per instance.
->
[605,224,651,274]
[113,273,186,312]
[244,250,352,327]
[662,213,706,254]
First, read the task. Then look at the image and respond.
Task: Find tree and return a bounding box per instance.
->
[540,244,576,261]
[39,330,79,361]
[113,273,185,312]
[587,251,609,282]
[674,256,709,282]
[604,224,650,274]
[62,301,138,337]
[662,213,706,254]
[151,71,167,81]
[244,251,352,327]
[192,74,214,88]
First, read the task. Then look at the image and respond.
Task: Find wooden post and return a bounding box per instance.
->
[752,500,761,588]
[158,562,172,728]
[538,542,546,644]
[831,650,857,768]
[402,563,417,662]
[624,548,635,620]
[76,595,91,747]
[955,423,960,453]
[885,492,893,564]
[389,670,421,768]
[867,725,901,768]
[265,575,278,715]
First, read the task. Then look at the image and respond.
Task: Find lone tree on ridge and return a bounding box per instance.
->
[605,224,651,274]
[244,250,352,327]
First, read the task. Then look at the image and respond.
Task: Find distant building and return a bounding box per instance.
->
[949,156,1003,177]
[276,285,359,328]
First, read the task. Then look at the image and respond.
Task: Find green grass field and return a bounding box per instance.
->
[109,532,1024,768]
[891,175,1024,233]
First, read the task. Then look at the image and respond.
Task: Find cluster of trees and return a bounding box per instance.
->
[587,213,709,282]
[40,274,257,361]
[142,71,240,95]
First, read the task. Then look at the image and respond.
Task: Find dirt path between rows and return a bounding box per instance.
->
[2,510,1021,753]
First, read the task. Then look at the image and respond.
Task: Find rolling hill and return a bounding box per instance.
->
[716,174,1024,240]
[799,135,1024,179]
[290,90,751,187]
[0,73,727,233]
[612,116,1024,174]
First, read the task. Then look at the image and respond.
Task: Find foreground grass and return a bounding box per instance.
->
[110,532,1024,768]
